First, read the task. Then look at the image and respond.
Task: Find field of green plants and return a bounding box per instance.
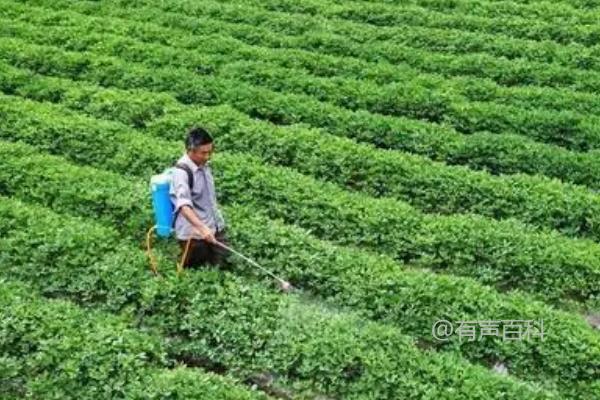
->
[1,0,599,398]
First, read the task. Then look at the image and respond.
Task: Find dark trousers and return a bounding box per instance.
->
[178,229,230,269]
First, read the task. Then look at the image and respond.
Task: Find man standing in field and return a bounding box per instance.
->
[170,127,229,268]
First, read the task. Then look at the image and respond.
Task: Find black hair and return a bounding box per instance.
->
[185,126,213,150]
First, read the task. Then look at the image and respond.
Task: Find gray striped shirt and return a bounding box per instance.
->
[169,153,225,240]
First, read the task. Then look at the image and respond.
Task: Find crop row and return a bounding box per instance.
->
[0,281,269,399]
[2,94,599,315]
[0,30,598,187]
[1,140,598,397]
[4,10,600,170]
[77,0,600,92]
[8,1,600,120]
[358,0,600,23]
[243,0,600,46]
[0,192,559,399]
[3,9,600,188]
[4,54,600,245]
[15,0,600,74]
[7,9,600,152]
[3,11,600,160]
[11,0,600,93]
[220,0,600,70]
[214,60,600,151]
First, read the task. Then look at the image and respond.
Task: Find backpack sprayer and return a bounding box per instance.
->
[147,168,293,293]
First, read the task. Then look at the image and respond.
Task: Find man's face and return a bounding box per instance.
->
[189,143,214,166]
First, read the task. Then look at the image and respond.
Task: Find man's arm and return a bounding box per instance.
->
[179,205,216,243]
[170,169,217,243]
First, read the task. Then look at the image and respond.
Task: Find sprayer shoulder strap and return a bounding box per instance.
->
[172,163,195,228]
[174,163,194,189]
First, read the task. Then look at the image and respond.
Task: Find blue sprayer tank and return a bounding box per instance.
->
[150,168,175,238]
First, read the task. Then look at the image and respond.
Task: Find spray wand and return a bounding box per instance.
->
[214,240,294,293]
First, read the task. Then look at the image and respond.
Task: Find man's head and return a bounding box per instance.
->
[185,126,214,166]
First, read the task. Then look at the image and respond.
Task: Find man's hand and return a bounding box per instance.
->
[196,226,217,244]
[180,206,218,244]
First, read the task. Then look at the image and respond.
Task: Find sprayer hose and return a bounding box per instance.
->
[145,225,192,276]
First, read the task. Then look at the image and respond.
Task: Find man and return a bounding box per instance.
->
[170,127,229,268]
